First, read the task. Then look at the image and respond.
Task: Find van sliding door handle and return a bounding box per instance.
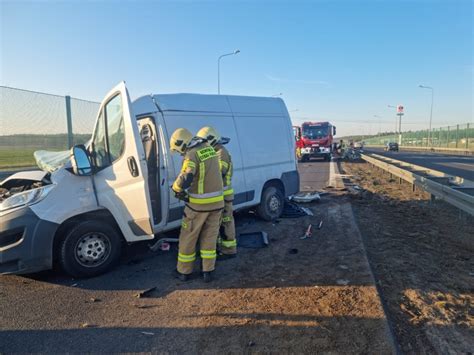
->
[127,156,139,177]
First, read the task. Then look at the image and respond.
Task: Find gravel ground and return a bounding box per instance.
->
[342,161,474,354]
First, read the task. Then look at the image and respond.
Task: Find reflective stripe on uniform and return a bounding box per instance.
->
[188,190,224,204]
[198,162,205,194]
[189,195,224,204]
[219,160,229,171]
[223,188,234,196]
[225,163,232,186]
[200,249,216,259]
[221,239,237,248]
[182,159,196,172]
[178,252,196,262]
[222,216,232,223]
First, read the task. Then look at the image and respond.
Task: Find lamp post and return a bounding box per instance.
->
[419,84,434,146]
[218,49,240,94]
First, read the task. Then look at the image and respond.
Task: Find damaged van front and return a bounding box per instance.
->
[1,82,155,277]
[0,157,97,274]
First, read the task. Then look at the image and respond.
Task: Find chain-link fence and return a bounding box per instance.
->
[361,123,474,151]
[0,86,100,170]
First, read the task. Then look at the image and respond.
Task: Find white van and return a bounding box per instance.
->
[0,82,299,277]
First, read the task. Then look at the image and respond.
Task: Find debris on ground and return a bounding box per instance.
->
[336,279,350,285]
[141,331,155,336]
[149,238,179,252]
[290,192,321,203]
[237,231,269,248]
[80,323,95,328]
[288,248,299,254]
[300,224,312,240]
[300,207,314,216]
[135,287,157,298]
[281,200,308,218]
[317,220,323,229]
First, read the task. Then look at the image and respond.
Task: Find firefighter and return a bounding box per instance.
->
[196,126,237,258]
[169,128,224,283]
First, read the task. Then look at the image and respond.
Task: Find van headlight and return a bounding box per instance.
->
[0,185,55,212]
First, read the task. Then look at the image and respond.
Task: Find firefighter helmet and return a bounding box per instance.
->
[170,128,193,154]
[196,126,220,147]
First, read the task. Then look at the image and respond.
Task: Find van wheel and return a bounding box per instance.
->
[59,220,122,278]
[257,186,284,221]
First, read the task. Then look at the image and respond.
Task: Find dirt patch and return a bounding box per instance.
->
[342,161,474,354]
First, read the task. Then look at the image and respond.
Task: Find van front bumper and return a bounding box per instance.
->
[0,207,58,275]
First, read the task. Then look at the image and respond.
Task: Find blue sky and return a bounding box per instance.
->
[1,0,472,136]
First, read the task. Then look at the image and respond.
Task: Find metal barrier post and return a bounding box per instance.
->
[65,95,73,148]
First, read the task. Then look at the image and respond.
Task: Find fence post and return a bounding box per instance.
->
[456,125,459,148]
[447,126,450,148]
[467,123,470,150]
[65,95,73,149]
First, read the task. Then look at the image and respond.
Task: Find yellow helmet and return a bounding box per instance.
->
[196,126,220,146]
[170,128,193,154]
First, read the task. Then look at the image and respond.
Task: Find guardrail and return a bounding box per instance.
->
[365,145,473,156]
[360,153,474,216]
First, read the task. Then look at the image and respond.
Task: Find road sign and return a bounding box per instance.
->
[397,105,404,113]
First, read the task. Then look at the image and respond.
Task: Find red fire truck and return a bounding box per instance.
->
[293,121,336,162]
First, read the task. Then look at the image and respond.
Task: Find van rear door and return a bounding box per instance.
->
[90,82,154,242]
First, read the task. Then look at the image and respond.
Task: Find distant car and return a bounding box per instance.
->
[385,142,399,151]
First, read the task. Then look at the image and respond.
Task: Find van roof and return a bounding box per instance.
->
[132,93,287,116]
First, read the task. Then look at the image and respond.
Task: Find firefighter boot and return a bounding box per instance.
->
[202,271,212,283]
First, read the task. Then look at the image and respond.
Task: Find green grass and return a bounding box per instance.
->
[0,149,37,170]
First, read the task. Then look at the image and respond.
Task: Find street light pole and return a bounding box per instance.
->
[419,85,434,146]
[218,49,240,95]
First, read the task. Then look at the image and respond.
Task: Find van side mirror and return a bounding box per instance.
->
[333,126,336,135]
[72,145,93,176]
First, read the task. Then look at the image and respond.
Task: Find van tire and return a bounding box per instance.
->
[257,186,284,221]
[59,220,122,278]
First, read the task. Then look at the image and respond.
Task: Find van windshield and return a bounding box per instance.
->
[302,126,328,139]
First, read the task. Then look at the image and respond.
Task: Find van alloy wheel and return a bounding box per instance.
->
[74,232,111,268]
[269,195,281,212]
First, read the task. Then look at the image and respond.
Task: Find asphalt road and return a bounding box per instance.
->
[298,158,331,191]
[365,148,474,180]
[1,160,396,353]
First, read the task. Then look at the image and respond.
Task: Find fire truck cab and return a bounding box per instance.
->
[294,121,336,162]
